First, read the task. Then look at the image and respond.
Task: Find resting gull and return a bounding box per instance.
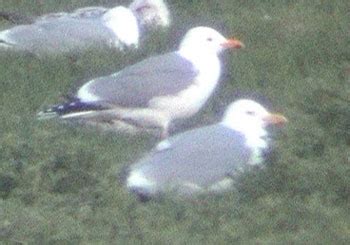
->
[37,26,244,138]
[0,0,170,53]
[125,99,287,200]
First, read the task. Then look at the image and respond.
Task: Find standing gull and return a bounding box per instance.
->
[125,99,287,199]
[0,0,170,53]
[37,26,244,138]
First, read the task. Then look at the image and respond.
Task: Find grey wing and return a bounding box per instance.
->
[71,7,108,19]
[36,7,108,22]
[134,125,252,188]
[85,52,199,107]
[4,18,116,52]
[36,12,71,22]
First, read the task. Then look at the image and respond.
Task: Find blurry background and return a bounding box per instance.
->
[0,0,349,243]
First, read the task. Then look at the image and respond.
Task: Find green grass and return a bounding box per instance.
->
[1,0,350,243]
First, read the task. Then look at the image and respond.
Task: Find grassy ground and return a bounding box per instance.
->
[0,0,350,244]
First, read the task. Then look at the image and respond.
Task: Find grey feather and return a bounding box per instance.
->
[37,7,108,22]
[84,52,199,107]
[70,7,108,19]
[130,124,252,190]
[2,17,117,53]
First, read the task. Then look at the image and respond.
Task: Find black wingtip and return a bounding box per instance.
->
[47,99,107,115]
[37,98,108,120]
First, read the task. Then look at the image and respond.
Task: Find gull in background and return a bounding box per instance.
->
[0,0,170,54]
[125,99,287,200]
[37,26,244,138]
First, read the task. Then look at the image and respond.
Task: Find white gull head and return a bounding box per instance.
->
[221,99,287,163]
[129,0,170,28]
[177,26,244,64]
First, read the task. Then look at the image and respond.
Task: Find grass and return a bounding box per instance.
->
[0,0,350,243]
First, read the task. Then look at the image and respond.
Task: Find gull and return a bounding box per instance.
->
[125,99,287,200]
[37,26,244,138]
[39,0,170,27]
[0,0,170,53]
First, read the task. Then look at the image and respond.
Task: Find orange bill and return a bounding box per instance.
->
[221,38,245,49]
[263,113,288,125]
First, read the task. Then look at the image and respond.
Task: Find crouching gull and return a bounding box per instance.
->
[125,99,287,200]
[0,0,170,53]
[37,26,244,138]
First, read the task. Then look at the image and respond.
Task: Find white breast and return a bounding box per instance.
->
[103,7,139,48]
[149,53,221,119]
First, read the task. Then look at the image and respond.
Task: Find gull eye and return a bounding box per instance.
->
[207,37,213,42]
[246,110,256,116]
